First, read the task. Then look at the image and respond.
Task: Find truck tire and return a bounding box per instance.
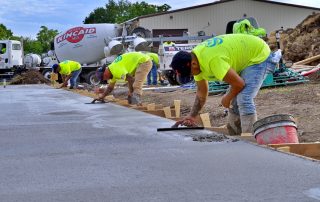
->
[163,70,179,85]
[85,71,100,85]
[131,27,151,38]
[42,69,52,80]
[163,70,193,85]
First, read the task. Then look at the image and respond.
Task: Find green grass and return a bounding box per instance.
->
[0,81,10,86]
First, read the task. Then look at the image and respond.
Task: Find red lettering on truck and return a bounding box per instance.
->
[56,27,96,43]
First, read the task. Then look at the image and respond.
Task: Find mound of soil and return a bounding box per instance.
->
[267,13,320,65]
[10,70,50,85]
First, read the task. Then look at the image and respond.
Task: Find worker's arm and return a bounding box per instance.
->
[60,74,72,88]
[221,68,245,108]
[125,74,134,96]
[98,82,115,100]
[176,79,208,127]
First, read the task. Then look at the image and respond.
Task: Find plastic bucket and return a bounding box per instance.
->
[253,114,299,145]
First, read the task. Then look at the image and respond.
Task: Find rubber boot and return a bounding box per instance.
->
[130,93,141,105]
[226,111,242,136]
[240,114,258,134]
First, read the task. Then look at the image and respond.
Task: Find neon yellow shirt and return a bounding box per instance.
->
[146,52,159,65]
[59,60,81,75]
[109,52,151,83]
[192,34,270,81]
[233,19,266,37]
[164,41,175,45]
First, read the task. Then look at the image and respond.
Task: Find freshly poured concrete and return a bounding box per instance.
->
[0,85,319,202]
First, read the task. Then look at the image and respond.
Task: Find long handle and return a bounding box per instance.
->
[157,127,204,132]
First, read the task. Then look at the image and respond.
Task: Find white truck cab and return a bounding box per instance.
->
[0,40,23,72]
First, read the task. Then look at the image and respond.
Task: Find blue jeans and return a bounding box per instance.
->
[147,62,157,85]
[70,68,82,87]
[230,55,275,116]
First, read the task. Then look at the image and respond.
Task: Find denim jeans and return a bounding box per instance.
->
[70,68,82,87]
[147,62,158,85]
[230,55,275,116]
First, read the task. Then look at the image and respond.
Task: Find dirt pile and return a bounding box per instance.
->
[10,70,50,85]
[267,13,320,65]
[307,69,320,82]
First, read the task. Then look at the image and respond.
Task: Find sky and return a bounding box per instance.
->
[1,0,319,39]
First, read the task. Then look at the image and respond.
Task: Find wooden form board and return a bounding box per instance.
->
[200,113,211,128]
[174,100,181,118]
[50,73,58,81]
[147,103,156,111]
[143,108,175,118]
[269,143,320,160]
[294,54,320,65]
[163,107,172,118]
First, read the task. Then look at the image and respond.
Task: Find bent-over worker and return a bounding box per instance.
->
[52,60,82,89]
[146,52,159,86]
[95,52,152,104]
[170,34,274,134]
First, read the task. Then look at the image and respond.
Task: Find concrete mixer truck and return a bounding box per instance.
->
[0,23,150,83]
[49,23,151,84]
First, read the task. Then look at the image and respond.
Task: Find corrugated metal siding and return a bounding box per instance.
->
[139,0,319,36]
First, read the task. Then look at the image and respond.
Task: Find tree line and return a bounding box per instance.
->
[0,0,170,56]
[0,24,58,55]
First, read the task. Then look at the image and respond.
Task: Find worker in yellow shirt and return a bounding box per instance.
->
[52,60,82,89]
[1,47,6,54]
[146,52,159,86]
[163,41,175,46]
[170,34,274,134]
[95,52,152,104]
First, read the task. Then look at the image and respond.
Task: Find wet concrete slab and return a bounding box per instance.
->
[0,85,319,202]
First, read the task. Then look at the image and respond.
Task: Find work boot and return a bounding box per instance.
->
[240,114,258,134]
[130,93,141,105]
[127,94,132,104]
[226,111,242,136]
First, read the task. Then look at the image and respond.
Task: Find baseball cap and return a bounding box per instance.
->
[170,51,192,76]
[52,64,59,73]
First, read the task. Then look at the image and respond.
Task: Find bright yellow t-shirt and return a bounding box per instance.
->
[59,60,81,75]
[108,52,151,83]
[192,34,270,81]
[146,52,159,65]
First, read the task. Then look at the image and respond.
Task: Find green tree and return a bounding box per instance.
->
[36,26,58,53]
[22,37,43,55]
[83,0,171,24]
[0,24,13,40]
[10,36,22,41]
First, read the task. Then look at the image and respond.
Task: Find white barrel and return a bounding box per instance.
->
[54,24,120,64]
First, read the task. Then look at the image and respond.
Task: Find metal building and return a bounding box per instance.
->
[133,0,320,38]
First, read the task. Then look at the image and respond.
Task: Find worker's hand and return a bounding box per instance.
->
[221,94,232,108]
[94,87,104,94]
[174,116,197,127]
[59,83,67,88]
[96,95,105,102]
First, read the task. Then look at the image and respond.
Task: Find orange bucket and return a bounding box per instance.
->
[253,114,299,145]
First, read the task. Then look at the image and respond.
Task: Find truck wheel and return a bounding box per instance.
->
[164,70,179,85]
[42,69,52,80]
[86,71,100,85]
[131,27,151,38]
